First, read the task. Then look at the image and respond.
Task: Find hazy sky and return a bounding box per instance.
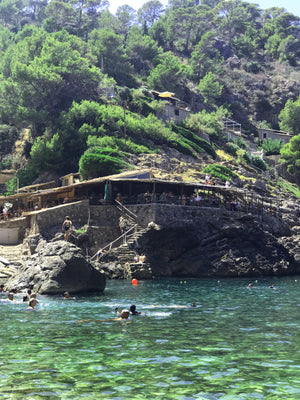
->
[108,0,300,17]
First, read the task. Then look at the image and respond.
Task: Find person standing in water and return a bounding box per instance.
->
[62,216,72,241]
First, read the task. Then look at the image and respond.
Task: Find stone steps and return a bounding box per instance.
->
[0,244,24,266]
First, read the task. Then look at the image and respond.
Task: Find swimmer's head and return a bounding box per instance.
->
[8,292,14,300]
[130,304,136,313]
[29,298,37,308]
[120,309,130,319]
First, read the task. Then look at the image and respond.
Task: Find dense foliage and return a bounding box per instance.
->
[202,164,238,182]
[0,0,299,186]
[259,138,283,156]
[280,134,300,177]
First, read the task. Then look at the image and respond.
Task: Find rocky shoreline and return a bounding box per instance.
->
[95,202,300,279]
[1,196,299,292]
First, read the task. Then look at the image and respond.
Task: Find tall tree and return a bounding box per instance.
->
[115,4,136,40]
[0,28,102,133]
[189,31,224,81]
[166,5,212,55]
[43,1,76,32]
[279,96,300,135]
[198,72,223,107]
[147,51,186,95]
[89,28,136,87]
[137,0,164,31]
[280,134,300,177]
[214,1,260,44]
[126,27,162,75]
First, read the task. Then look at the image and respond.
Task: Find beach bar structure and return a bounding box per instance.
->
[0,169,280,215]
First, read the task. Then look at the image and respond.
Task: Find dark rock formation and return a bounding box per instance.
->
[97,204,299,279]
[136,213,299,278]
[5,241,106,294]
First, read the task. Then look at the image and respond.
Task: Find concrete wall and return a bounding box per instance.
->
[0,217,27,244]
[157,104,190,124]
[27,200,90,235]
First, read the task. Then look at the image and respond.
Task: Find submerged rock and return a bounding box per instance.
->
[5,240,106,294]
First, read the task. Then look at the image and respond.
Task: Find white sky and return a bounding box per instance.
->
[108,0,300,17]
[108,0,168,14]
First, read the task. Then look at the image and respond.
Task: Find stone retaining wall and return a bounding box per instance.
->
[27,200,90,235]
[127,204,233,228]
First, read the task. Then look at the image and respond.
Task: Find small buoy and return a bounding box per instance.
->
[132,278,138,285]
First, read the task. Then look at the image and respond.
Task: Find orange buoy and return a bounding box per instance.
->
[132,278,138,285]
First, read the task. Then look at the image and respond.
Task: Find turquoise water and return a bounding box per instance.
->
[0,277,299,399]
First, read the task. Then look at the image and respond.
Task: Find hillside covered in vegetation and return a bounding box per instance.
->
[0,0,299,193]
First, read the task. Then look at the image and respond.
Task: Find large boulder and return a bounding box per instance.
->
[5,241,106,294]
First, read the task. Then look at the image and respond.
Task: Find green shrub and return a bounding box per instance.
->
[79,149,127,179]
[0,125,18,155]
[224,142,240,156]
[242,150,251,164]
[171,125,217,159]
[86,135,152,154]
[232,137,247,149]
[251,155,267,170]
[260,138,283,155]
[276,179,300,198]
[0,155,13,170]
[203,164,238,182]
[244,61,261,74]
[5,176,18,196]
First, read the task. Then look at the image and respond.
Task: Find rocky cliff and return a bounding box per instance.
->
[96,201,300,279]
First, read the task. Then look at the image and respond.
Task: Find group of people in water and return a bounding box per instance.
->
[0,285,39,310]
[0,284,145,319]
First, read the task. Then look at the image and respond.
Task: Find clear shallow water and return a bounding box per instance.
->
[0,277,299,400]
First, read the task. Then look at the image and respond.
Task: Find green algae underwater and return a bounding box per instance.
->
[0,277,299,400]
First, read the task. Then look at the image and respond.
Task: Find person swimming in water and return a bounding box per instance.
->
[130,304,142,315]
[26,298,38,310]
[63,291,75,299]
[78,309,131,323]
[8,292,14,301]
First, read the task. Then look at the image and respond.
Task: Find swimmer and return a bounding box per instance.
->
[26,298,38,310]
[248,283,253,288]
[0,284,5,293]
[269,284,275,289]
[63,291,75,299]
[23,289,32,302]
[8,292,14,301]
[118,309,130,320]
[78,309,131,323]
[29,293,39,302]
[130,304,142,315]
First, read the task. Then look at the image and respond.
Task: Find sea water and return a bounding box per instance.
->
[0,277,299,399]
